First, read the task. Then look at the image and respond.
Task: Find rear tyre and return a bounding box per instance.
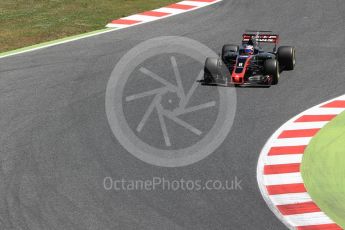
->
[264,59,280,85]
[204,57,221,84]
[222,44,239,61]
[278,46,296,70]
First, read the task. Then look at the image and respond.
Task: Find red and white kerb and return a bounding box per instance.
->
[257,95,345,230]
[106,0,222,28]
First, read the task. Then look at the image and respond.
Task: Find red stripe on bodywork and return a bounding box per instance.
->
[139,11,171,17]
[266,183,306,195]
[321,100,345,108]
[278,129,320,138]
[295,115,337,122]
[166,4,196,10]
[264,163,300,175]
[111,19,141,25]
[277,202,320,215]
[231,56,252,84]
[268,146,307,156]
[297,224,343,230]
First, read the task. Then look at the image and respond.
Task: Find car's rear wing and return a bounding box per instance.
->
[242,33,279,44]
[242,31,279,52]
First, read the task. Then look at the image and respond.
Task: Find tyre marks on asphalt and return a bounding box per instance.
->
[257,95,345,230]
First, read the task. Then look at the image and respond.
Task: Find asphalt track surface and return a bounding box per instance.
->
[0,0,344,229]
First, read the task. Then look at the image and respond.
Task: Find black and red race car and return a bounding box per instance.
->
[202,31,296,87]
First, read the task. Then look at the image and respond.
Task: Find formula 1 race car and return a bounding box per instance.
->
[202,31,296,87]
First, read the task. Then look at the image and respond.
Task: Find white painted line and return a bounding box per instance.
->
[283,121,328,130]
[123,15,160,22]
[264,154,303,165]
[0,29,118,59]
[106,23,131,28]
[179,1,210,7]
[303,107,345,115]
[154,7,185,14]
[270,137,312,147]
[286,212,335,226]
[263,173,303,186]
[270,193,312,206]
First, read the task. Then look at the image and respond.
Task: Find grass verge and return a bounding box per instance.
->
[301,111,345,228]
[0,0,177,53]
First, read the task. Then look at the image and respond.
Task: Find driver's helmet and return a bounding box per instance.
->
[243,45,254,55]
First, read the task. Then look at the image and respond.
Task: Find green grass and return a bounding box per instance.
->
[0,0,177,53]
[301,111,345,228]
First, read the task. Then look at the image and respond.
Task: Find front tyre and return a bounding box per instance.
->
[264,59,280,85]
[204,57,222,84]
[278,46,296,71]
